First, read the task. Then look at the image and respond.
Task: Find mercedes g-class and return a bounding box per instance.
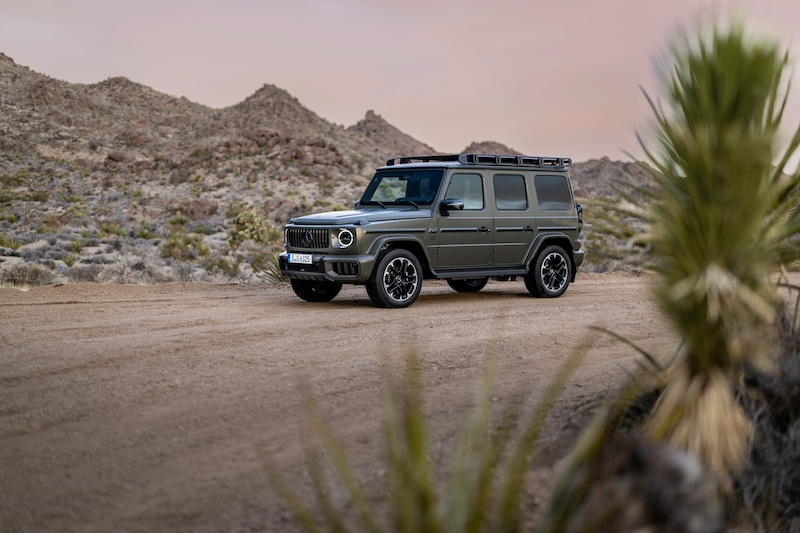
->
[279,153,584,308]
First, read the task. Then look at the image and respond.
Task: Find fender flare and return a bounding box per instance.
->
[366,235,434,276]
[525,233,577,281]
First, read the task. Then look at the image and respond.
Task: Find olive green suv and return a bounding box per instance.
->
[279,153,584,308]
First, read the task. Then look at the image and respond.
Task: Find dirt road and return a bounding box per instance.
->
[1,273,675,532]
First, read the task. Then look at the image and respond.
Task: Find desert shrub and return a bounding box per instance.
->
[169,213,189,226]
[350,154,366,172]
[0,234,22,250]
[63,202,87,216]
[227,210,279,248]
[225,201,245,219]
[69,238,85,253]
[0,264,55,286]
[0,172,29,187]
[98,220,126,237]
[171,262,196,282]
[29,190,50,202]
[104,238,123,252]
[250,249,284,283]
[136,220,158,240]
[161,232,210,261]
[36,215,61,232]
[43,249,65,262]
[202,255,241,279]
[19,246,47,262]
[178,198,218,220]
[97,256,171,284]
[577,200,651,274]
[86,255,114,265]
[67,264,103,283]
[62,254,78,267]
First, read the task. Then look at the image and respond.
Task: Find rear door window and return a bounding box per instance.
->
[534,175,572,211]
[493,173,528,210]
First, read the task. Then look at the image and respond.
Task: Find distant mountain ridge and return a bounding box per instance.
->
[0,52,648,280]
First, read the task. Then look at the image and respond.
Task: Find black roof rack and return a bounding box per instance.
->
[385,153,571,168]
[384,155,461,166]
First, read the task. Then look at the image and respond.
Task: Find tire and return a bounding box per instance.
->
[366,248,423,308]
[290,279,342,302]
[525,245,571,298]
[447,278,488,293]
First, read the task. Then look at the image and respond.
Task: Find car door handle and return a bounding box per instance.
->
[479,226,490,233]
[524,226,534,232]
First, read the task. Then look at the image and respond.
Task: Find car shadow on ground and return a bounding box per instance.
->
[282,285,552,309]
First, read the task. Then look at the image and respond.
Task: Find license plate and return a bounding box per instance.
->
[288,253,313,265]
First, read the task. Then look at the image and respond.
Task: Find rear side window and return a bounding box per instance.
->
[534,175,572,211]
[493,174,528,210]
[445,173,484,210]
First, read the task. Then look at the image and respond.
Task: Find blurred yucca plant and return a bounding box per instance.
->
[265,346,588,533]
[608,23,800,479]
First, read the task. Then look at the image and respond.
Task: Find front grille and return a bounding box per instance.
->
[286,227,329,249]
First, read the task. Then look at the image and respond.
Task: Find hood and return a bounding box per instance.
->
[290,208,432,226]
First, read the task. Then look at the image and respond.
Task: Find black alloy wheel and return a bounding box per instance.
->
[366,248,423,308]
[524,245,571,298]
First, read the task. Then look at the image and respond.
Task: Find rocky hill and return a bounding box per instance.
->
[462,141,522,156]
[0,52,647,283]
[569,157,653,198]
[347,110,437,157]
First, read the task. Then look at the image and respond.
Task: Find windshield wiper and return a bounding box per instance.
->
[375,200,386,209]
[397,199,420,210]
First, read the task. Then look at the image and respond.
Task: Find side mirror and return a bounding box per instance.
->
[440,198,464,216]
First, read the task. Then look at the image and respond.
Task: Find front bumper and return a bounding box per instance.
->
[279,251,378,283]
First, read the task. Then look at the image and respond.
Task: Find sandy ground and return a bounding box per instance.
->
[0,273,678,532]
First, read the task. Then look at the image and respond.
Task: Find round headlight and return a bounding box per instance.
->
[338,229,354,248]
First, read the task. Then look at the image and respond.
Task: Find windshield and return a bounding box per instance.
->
[360,169,444,206]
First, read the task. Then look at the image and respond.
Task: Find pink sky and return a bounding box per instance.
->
[1,0,799,162]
